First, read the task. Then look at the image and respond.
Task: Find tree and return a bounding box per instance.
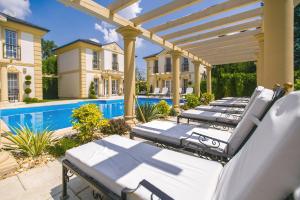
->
[295,5,300,69]
[42,39,57,59]
[42,39,58,75]
[88,82,97,99]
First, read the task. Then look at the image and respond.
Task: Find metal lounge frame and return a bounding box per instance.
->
[61,159,174,200]
[131,86,286,162]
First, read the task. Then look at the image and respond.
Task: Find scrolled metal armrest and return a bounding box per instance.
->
[121,179,174,200]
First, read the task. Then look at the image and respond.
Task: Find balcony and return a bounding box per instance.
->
[182,63,189,72]
[112,62,119,71]
[3,44,21,60]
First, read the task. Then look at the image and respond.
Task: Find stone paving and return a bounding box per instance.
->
[0,158,95,200]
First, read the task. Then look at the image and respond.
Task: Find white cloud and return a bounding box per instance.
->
[117,1,142,20]
[0,0,31,19]
[89,38,100,43]
[94,1,144,48]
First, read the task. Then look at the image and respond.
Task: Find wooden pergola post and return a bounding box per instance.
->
[0,63,8,102]
[117,25,142,122]
[205,65,212,94]
[169,50,182,111]
[255,33,264,86]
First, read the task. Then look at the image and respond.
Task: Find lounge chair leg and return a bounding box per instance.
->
[61,165,69,200]
[187,119,190,124]
[177,117,180,124]
[130,133,134,139]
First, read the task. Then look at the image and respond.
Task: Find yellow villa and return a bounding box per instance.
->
[0,12,49,103]
[55,40,125,98]
[144,49,206,95]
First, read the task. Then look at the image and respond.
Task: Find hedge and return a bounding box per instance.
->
[43,77,58,99]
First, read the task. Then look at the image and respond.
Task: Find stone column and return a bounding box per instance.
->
[192,60,202,97]
[255,33,264,86]
[206,65,212,94]
[170,50,182,111]
[0,64,8,102]
[117,26,142,122]
[18,71,23,102]
[119,78,123,95]
[108,75,112,97]
[264,0,294,89]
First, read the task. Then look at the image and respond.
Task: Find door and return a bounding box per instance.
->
[8,73,19,101]
[112,80,119,95]
[165,80,171,94]
[183,79,188,93]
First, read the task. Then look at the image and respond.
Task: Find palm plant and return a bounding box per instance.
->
[3,126,56,157]
[136,103,160,122]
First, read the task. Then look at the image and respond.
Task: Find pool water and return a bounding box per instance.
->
[0,98,176,133]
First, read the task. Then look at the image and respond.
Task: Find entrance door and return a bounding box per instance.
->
[112,80,119,95]
[94,78,99,96]
[183,79,188,93]
[8,73,19,102]
[165,80,171,94]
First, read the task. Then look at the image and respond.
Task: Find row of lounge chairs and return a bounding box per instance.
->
[61,86,300,200]
[148,87,194,97]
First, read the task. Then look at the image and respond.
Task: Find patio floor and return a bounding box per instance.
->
[0,158,96,200]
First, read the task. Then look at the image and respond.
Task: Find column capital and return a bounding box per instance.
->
[116,25,142,39]
[168,50,182,57]
[205,65,212,70]
[191,60,202,66]
[255,33,264,43]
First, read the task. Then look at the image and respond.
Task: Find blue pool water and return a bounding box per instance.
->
[0,98,177,133]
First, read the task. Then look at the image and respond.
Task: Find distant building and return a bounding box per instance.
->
[0,12,49,102]
[55,40,124,98]
[144,50,206,94]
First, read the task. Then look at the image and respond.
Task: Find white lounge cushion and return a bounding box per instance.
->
[214,91,300,200]
[222,97,249,101]
[181,109,241,125]
[210,101,248,107]
[226,88,274,155]
[195,105,244,114]
[66,135,223,200]
[133,120,232,152]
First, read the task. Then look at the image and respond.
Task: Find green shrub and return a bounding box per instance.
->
[24,87,32,95]
[185,94,200,108]
[24,97,40,104]
[25,80,31,85]
[88,82,97,99]
[156,100,170,116]
[3,126,55,157]
[47,137,80,157]
[71,104,108,143]
[180,104,190,110]
[101,119,131,136]
[169,107,178,116]
[136,103,160,122]
[200,93,215,105]
[25,75,32,81]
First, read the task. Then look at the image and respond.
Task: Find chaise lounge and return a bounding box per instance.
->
[61,91,300,200]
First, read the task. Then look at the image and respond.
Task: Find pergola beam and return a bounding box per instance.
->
[173,19,261,45]
[149,0,260,33]
[180,29,261,50]
[131,0,203,25]
[107,0,139,13]
[295,0,300,6]
[190,40,257,53]
[162,8,262,40]
[58,0,207,63]
[209,56,256,65]
[201,49,258,60]
[193,43,258,56]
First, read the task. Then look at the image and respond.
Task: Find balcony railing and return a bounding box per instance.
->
[3,44,21,60]
[182,63,189,72]
[165,65,171,73]
[112,62,119,71]
[93,60,100,70]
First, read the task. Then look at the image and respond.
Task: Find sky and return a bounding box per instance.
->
[0,0,260,77]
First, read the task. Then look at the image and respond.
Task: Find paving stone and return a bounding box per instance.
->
[68,176,89,195]
[48,189,79,200]
[0,176,25,200]
[77,187,95,200]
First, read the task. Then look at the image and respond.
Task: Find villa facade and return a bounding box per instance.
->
[0,12,48,103]
[144,50,206,94]
[55,40,124,98]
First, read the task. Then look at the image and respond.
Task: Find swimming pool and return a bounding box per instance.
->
[0,98,176,133]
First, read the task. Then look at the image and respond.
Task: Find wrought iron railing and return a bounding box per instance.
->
[3,44,21,60]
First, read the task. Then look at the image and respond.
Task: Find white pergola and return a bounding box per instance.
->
[59,0,299,122]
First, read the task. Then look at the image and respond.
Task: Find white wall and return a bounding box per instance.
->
[118,53,124,72]
[58,48,80,73]
[58,72,80,98]
[103,50,124,72]
[20,32,34,64]
[85,48,93,71]
[14,65,35,98]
